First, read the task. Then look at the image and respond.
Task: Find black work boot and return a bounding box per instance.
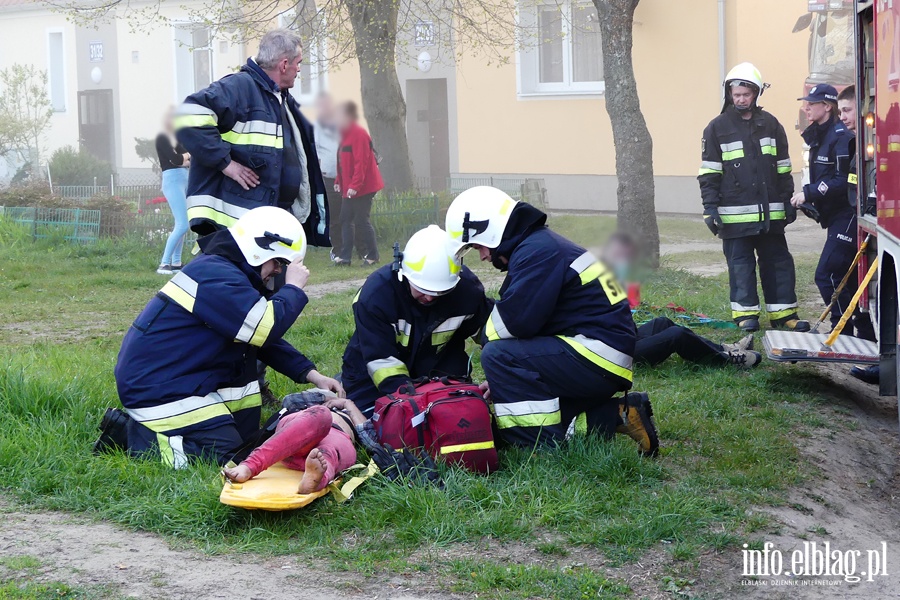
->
[736,317,761,332]
[616,392,659,457]
[771,315,811,332]
[92,407,131,455]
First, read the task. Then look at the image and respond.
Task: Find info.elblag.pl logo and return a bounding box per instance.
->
[741,541,890,586]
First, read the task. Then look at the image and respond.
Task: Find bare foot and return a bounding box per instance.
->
[298,448,328,494]
[223,464,252,483]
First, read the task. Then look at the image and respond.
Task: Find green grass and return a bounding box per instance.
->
[0,213,839,598]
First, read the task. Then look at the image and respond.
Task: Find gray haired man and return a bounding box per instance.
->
[175,28,329,246]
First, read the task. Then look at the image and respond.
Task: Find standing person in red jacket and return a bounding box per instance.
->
[334,101,384,266]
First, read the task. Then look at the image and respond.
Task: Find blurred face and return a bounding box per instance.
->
[336,104,353,131]
[259,258,284,283]
[839,99,856,132]
[275,50,302,90]
[804,101,831,125]
[730,84,756,111]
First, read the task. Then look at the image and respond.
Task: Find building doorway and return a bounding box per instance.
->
[78,89,115,164]
[406,78,450,192]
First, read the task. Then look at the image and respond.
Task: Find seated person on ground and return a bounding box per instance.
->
[601,232,761,369]
[114,206,343,468]
[446,187,659,456]
[341,225,494,415]
[224,397,370,493]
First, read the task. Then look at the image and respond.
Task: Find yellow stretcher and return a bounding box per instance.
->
[219,460,377,511]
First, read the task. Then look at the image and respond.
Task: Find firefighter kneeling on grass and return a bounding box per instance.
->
[102,207,343,467]
[445,187,660,456]
[699,62,809,333]
[340,225,495,415]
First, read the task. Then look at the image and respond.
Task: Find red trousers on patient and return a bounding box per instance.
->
[240,406,357,491]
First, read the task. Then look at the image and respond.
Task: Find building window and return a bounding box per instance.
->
[280,7,327,105]
[47,30,66,112]
[174,25,214,102]
[518,1,604,96]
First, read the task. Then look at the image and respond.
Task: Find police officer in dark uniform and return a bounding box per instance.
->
[699,63,808,333]
[341,226,494,415]
[792,84,861,335]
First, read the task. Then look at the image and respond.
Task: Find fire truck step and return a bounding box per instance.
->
[763,330,878,364]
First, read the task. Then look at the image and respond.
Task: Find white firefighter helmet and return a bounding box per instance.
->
[724,62,766,95]
[398,225,462,295]
[229,206,307,267]
[445,186,518,250]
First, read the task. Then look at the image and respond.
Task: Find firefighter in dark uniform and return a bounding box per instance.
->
[341,225,494,415]
[699,62,809,333]
[792,84,861,335]
[114,207,343,468]
[446,187,659,456]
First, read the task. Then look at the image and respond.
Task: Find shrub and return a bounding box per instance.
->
[48,145,113,187]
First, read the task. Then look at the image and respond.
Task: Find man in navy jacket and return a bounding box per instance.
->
[175,29,330,247]
[114,207,342,467]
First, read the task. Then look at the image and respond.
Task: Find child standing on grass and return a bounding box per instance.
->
[156,108,191,275]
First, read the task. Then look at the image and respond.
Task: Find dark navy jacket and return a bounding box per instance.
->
[484,204,636,389]
[342,265,493,413]
[115,231,315,438]
[175,59,329,245]
[801,116,854,228]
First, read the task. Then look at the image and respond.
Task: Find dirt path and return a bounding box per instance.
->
[0,508,445,600]
[711,364,900,599]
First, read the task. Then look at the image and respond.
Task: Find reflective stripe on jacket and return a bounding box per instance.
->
[175,58,328,243]
[698,107,795,239]
[485,228,636,386]
[341,265,493,405]
[115,236,315,437]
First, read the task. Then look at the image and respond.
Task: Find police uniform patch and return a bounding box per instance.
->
[817,181,829,195]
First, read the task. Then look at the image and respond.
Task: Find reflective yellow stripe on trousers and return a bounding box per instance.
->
[494,398,561,429]
[125,381,261,434]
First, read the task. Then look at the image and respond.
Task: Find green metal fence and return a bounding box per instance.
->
[371,195,441,243]
[0,206,101,243]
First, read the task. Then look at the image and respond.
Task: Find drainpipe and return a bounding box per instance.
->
[718,0,727,87]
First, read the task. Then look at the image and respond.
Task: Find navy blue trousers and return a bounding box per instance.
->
[816,212,875,339]
[635,317,725,366]
[126,406,259,468]
[480,337,625,448]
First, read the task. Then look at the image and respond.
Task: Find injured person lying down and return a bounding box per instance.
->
[223,397,367,493]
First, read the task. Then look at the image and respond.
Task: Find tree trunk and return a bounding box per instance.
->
[345,0,414,194]
[594,0,659,267]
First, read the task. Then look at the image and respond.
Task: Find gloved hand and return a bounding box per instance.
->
[315,194,326,235]
[703,207,723,236]
[785,204,797,225]
[799,203,821,223]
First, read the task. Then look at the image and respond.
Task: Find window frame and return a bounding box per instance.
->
[516,0,605,98]
[46,28,67,112]
[171,22,216,104]
[279,11,328,106]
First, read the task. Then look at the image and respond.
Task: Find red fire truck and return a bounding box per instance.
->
[857,0,900,404]
[765,0,900,427]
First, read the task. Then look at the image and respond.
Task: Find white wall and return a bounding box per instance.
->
[0,9,80,173]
